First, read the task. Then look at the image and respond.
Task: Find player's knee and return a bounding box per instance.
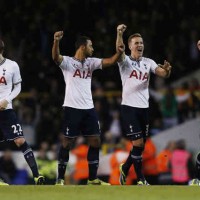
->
[14,137,26,147]
[59,146,70,161]
[87,136,101,148]
[87,146,99,161]
[131,146,144,156]
[62,137,74,149]
[132,139,144,148]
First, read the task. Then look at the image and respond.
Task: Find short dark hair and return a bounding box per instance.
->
[0,39,4,53]
[75,36,91,51]
[128,33,142,44]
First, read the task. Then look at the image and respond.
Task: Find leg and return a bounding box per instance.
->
[131,139,145,182]
[0,109,44,184]
[122,138,145,180]
[56,107,83,185]
[57,137,74,183]
[87,136,101,181]
[14,137,45,184]
[86,136,110,185]
[14,138,39,177]
[82,108,110,185]
[120,106,149,185]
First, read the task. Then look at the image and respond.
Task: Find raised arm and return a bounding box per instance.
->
[101,25,126,68]
[52,31,64,65]
[116,24,126,62]
[155,60,172,78]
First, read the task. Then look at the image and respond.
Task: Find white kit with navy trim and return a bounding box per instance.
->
[0,58,22,109]
[59,56,102,109]
[118,55,158,108]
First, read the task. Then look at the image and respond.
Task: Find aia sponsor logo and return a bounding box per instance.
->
[129,70,148,80]
[73,69,91,79]
[0,76,7,85]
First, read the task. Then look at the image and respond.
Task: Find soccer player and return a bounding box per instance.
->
[189,39,200,186]
[52,29,124,185]
[0,39,45,185]
[116,24,172,185]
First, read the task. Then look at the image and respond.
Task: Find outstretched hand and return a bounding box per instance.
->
[158,60,172,77]
[117,24,127,34]
[162,60,171,71]
[54,31,64,41]
[159,60,171,71]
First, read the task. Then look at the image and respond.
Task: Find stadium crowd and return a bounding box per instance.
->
[0,0,200,185]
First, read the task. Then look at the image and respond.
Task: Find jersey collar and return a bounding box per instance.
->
[73,57,86,64]
[0,58,6,66]
[129,55,142,62]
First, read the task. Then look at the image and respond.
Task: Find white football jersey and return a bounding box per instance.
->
[0,58,22,109]
[59,56,102,109]
[118,55,158,108]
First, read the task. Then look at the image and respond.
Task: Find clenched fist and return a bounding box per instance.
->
[54,31,64,41]
[117,24,127,34]
[0,99,8,110]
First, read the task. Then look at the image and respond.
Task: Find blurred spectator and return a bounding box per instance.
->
[101,131,115,155]
[36,141,57,185]
[160,87,178,129]
[71,137,89,185]
[108,110,122,143]
[18,104,41,148]
[142,137,158,185]
[170,139,195,185]
[188,78,200,118]
[149,118,163,136]
[176,82,192,123]
[36,109,57,145]
[189,78,200,92]
[156,140,176,185]
[109,138,136,185]
[0,149,17,184]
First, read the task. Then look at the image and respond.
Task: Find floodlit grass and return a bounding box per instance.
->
[0,185,199,200]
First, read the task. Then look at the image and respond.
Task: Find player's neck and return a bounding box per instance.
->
[0,54,4,62]
[74,51,86,62]
[130,55,142,61]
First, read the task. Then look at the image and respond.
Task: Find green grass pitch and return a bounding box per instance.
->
[0,186,199,200]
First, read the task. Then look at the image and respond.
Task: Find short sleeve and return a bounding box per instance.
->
[149,59,158,74]
[59,56,69,70]
[90,58,102,71]
[117,55,128,68]
[13,62,22,84]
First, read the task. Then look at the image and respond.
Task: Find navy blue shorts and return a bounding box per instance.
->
[62,107,101,138]
[121,105,149,141]
[0,109,24,142]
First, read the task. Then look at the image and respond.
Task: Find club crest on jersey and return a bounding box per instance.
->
[73,69,91,79]
[0,76,7,85]
[129,70,148,80]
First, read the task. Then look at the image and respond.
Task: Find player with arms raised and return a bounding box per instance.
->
[52,28,124,185]
[116,24,172,185]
